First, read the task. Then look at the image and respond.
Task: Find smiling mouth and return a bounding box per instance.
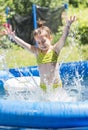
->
[41,46,47,49]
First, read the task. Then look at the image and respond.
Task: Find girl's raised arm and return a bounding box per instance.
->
[54,16,76,55]
[3,24,37,54]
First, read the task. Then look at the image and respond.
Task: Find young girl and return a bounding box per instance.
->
[4,16,76,91]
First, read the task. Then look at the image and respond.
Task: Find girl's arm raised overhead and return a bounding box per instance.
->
[4,25,37,54]
[54,16,76,55]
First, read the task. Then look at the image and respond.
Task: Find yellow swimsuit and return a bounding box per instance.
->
[37,50,62,90]
[37,49,58,64]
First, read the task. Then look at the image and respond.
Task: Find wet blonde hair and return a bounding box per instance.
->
[32,19,52,40]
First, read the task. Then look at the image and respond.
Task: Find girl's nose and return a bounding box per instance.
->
[40,38,46,43]
[41,39,46,43]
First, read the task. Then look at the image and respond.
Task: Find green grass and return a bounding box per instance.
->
[6,47,37,68]
[58,44,88,62]
[0,44,88,69]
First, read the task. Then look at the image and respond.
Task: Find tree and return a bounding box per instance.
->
[12,0,66,15]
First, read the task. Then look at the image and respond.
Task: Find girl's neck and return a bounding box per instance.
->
[40,46,53,54]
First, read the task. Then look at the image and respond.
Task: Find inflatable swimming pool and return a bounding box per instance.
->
[0,61,88,129]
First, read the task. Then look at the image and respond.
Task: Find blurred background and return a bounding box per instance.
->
[0,0,88,68]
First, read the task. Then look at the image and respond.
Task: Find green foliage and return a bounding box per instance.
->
[69,0,88,8]
[68,6,88,45]
[13,0,52,15]
[0,36,12,49]
[69,0,80,7]
[34,0,52,7]
[13,0,32,15]
[81,45,88,60]
[0,0,88,47]
[12,0,67,15]
[0,0,14,25]
[78,26,88,45]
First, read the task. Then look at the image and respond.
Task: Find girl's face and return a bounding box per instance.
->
[34,30,52,51]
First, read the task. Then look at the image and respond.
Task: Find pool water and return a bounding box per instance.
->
[0,76,88,130]
[0,76,88,102]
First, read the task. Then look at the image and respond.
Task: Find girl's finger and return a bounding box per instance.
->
[0,30,7,35]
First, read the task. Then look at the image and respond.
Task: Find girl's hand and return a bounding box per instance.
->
[3,23,15,38]
[66,16,77,26]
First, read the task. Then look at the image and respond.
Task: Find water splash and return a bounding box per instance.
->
[3,69,87,102]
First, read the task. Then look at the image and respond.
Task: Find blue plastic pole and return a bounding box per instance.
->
[5,6,10,16]
[5,6,11,25]
[64,3,68,10]
[32,4,37,29]
[64,3,68,20]
[32,4,38,47]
